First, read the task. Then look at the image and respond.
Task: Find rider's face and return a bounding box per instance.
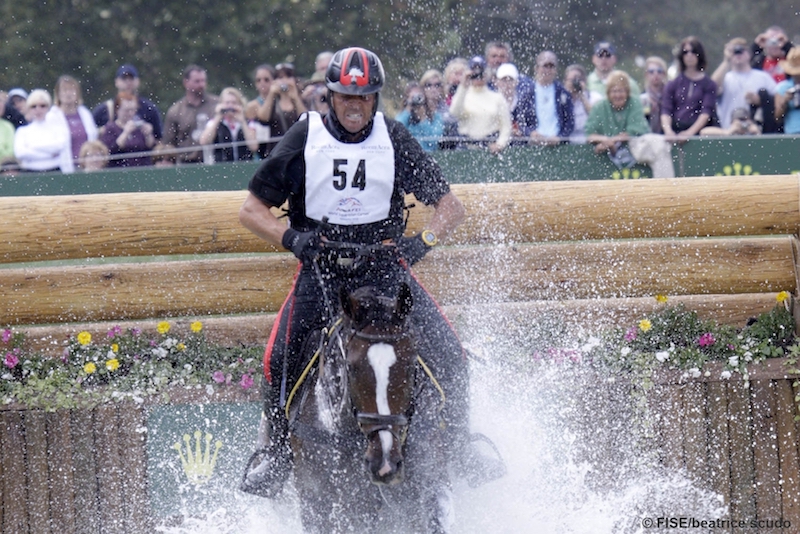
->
[331,92,375,133]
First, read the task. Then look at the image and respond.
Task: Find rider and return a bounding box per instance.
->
[238,46,504,496]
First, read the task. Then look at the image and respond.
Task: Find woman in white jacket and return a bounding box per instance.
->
[47,75,98,173]
[13,89,69,173]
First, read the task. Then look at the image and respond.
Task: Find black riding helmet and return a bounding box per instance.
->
[325,47,385,141]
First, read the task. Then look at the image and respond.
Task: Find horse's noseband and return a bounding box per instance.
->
[356,412,409,442]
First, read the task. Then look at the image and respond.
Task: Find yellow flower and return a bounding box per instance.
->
[106,359,120,371]
[190,321,203,333]
[177,343,186,351]
[638,319,652,332]
[77,331,92,346]
[655,294,668,303]
[157,321,171,335]
[83,362,97,374]
[776,291,791,303]
[111,343,119,353]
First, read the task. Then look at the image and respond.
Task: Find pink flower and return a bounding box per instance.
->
[212,371,226,383]
[4,352,19,368]
[698,333,716,347]
[107,325,122,338]
[2,329,12,343]
[624,328,638,342]
[240,373,254,390]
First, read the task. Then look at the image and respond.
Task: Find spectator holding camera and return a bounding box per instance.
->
[99,91,155,167]
[564,64,603,143]
[449,55,511,154]
[256,62,306,140]
[640,57,668,133]
[200,87,258,162]
[775,47,800,134]
[395,82,445,152]
[712,38,777,130]
[752,26,794,83]
[701,107,761,136]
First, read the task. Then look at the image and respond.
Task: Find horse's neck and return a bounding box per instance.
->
[312,326,351,432]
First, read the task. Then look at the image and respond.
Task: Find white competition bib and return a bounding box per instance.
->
[304,112,395,225]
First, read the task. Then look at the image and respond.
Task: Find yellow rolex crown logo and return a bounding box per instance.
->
[173,430,223,485]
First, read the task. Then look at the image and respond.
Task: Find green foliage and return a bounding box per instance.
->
[1,321,262,411]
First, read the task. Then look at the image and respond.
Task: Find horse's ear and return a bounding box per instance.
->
[396,283,413,321]
[340,286,353,318]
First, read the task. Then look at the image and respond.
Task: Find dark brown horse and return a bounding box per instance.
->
[285,282,452,533]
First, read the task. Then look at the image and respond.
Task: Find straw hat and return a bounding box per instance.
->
[779,47,800,76]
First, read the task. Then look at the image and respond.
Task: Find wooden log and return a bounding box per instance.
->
[706,381,731,511]
[750,380,782,521]
[93,404,124,534]
[46,410,77,533]
[655,383,685,471]
[0,175,797,264]
[1,237,794,325]
[71,409,100,534]
[775,379,800,526]
[2,411,30,534]
[12,293,781,357]
[24,411,52,534]
[728,381,756,521]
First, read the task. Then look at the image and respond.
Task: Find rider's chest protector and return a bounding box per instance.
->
[304,111,395,226]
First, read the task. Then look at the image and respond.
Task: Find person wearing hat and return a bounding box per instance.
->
[4,88,28,128]
[775,47,800,134]
[449,55,512,153]
[587,41,641,98]
[92,64,162,140]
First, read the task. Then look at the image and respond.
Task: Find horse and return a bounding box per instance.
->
[284,280,453,533]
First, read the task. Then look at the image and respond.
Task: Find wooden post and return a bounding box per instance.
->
[46,410,77,533]
[2,411,30,534]
[24,411,52,534]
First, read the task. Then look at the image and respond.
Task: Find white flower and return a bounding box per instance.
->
[720,370,732,379]
[2,373,13,380]
[162,337,177,349]
[581,337,601,352]
[689,367,701,378]
[744,351,753,362]
[728,356,739,367]
[151,347,168,358]
[620,347,631,356]
[107,350,116,359]
[206,384,214,395]
[655,351,670,362]
[183,363,193,372]
[704,370,711,377]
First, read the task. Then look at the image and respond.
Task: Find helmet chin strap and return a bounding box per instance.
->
[326,89,380,142]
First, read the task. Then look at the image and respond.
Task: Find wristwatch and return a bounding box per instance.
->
[420,229,438,247]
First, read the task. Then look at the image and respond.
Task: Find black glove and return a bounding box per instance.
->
[396,234,431,266]
[281,228,321,263]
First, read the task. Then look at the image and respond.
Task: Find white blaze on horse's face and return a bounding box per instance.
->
[367,342,397,475]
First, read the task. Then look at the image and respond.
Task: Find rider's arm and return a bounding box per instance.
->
[427,191,466,242]
[239,193,289,248]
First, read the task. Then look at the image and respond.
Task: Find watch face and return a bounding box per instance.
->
[421,230,437,246]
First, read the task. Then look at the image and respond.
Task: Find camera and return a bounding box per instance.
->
[571,76,583,92]
[410,93,426,106]
[790,85,800,109]
[220,108,235,114]
[280,84,288,92]
[732,45,746,55]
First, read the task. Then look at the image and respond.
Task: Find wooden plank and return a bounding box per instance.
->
[46,410,77,533]
[775,379,800,526]
[1,237,794,325]
[1,176,798,263]
[93,404,124,534]
[71,409,100,534]
[656,383,686,471]
[728,381,756,521]
[118,405,151,534]
[24,411,52,534]
[682,382,710,489]
[706,381,732,511]
[750,380,782,521]
[2,411,30,534]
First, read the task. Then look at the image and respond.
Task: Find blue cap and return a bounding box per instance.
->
[468,56,486,70]
[116,64,139,78]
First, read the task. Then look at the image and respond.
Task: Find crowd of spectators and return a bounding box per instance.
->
[0,25,798,175]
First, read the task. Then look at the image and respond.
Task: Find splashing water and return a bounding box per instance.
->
[155,332,725,534]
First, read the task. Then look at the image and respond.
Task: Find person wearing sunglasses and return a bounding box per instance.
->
[245,64,276,159]
[711,37,777,132]
[587,41,641,98]
[13,89,69,172]
[661,36,717,140]
[515,51,574,146]
[640,57,668,133]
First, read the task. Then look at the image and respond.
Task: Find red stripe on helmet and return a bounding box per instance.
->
[339,48,370,87]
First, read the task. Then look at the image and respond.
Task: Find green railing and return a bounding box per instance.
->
[1,136,798,196]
